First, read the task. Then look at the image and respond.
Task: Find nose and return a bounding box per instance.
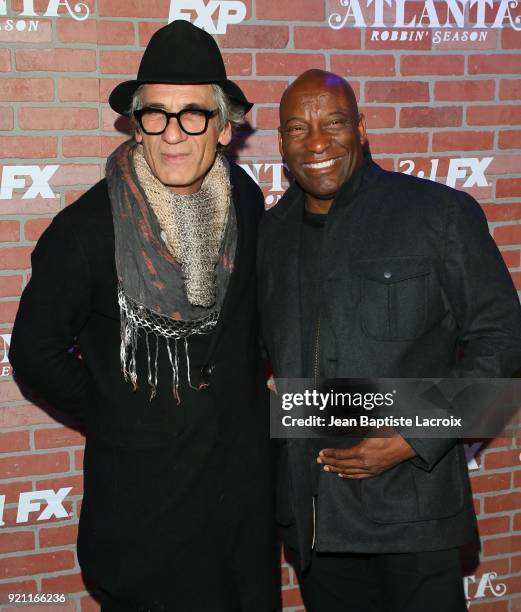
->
[162,116,187,144]
[305,124,331,154]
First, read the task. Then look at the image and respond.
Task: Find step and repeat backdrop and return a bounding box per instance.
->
[0,1,520,610]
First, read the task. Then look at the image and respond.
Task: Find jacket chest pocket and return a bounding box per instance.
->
[357,256,430,341]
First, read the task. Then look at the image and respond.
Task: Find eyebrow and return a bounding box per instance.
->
[283,111,350,124]
[141,102,212,111]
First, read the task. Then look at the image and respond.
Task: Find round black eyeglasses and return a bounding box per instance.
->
[134,107,219,136]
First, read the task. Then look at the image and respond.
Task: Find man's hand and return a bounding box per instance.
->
[317,434,417,480]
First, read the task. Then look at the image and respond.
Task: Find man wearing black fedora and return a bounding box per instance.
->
[10,20,277,612]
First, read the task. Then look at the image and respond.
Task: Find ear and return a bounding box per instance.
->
[357,113,367,145]
[278,127,284,158]
[218,121,232,147]
[135,128,143,144]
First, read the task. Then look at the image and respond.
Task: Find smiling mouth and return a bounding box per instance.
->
[302,157,343,170]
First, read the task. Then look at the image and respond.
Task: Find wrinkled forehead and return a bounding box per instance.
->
[281,84,354,121]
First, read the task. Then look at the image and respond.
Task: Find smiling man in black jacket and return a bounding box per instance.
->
[258,69,521,612]
[10,21,276,612]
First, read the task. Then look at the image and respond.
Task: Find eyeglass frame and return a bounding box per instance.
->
[133,106,219,136]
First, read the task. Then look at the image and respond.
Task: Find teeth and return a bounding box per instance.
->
[303,158,340,169]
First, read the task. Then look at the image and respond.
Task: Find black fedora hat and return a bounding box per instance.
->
[109,20,252,116]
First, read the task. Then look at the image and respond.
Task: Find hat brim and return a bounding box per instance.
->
[109,78,253,117]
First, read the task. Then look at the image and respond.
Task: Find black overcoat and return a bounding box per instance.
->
[258,159,521,568]
[10,163,277,611]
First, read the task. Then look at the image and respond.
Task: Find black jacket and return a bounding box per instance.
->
[258,159,521,566]
[10,163,277,611]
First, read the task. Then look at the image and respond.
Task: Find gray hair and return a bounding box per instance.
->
[128,83,247,136]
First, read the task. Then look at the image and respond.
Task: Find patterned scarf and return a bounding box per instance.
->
[106,140,237,401]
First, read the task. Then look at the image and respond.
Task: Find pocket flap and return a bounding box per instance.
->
[357,256,430,284]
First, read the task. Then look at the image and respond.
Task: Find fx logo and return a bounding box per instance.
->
[0,165,59,199]
[0,487,72,526]
[446,157,493,189]
[169,0,246,34]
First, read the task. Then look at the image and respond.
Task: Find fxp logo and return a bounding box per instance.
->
[169,0,247,34]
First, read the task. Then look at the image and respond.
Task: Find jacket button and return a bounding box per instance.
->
[383,271,392,279]
[201,363,215,378]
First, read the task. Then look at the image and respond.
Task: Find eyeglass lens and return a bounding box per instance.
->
[139,109,210,135]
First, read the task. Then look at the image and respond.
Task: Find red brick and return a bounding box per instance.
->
[0,531,34,554]
[488,154,521,175]
[360,107,396,129]
[434,29,497,51]
[0,302,19,324]
[99,0,166,17]
[58,78,100,102]
[469,54,521,75]
[223,53,252,77]
[369,132,429,154]
[434,80,495,102]
[0,430,30,453]
[484,447,521,469]
[19,107,98,131]
[0,381,25,403]
[40,524,79,549]
[0,246,33,270]
[236,80,287,105]
[24,218,52,242]
[35,427,85,450]
[231,134,279,157]
[498,130,521,149]
[42,571,89,594]
[0,48,10,71]
[255,108,279,130]
[0,275,22,298]
[468,601,508,612]
[470,472,511,494]
[365,81,429,103]
[221,25,289,49]
[483,203,521,223]
[482,535,521,556]
[257,0,323,20]
[0,404,56,427]
[138,21,164,47]
[0,136,57,159]
[484,491,521,513]
[477,515,511,537]
[16,49,96,72]
[282,587,303,608]
[0,107,14,130]
[471,557,509,577]
[511,271,521,290]
[500,79,521,100]
[400,106,462,128]
[401,55,464,76]
[294,26,359,50]
[0,452,70,478]
[75,449,84,471]
[100,50,142,75]
[497,178,521,199]
[257,53,325,76]
[52,165,101,187]
[0,221,20,242]
[0,78,53,102]
[100,135,127,157]
[467,105,521,126]
[81,594,101,612]
[432,130,494,152]
[1,550,75,578]
[501,249,521,268]
[63,136,100,158]
[515,472,521,490]
[97,20,135,45]
[502,29,521,49]
[365,29,431,50]
[331,54,395,77]
[99,78,122,104]
[0,580,37,594]
[0,19,51,42]
[56,18,97,43]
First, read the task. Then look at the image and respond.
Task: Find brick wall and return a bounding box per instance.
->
[0,0,520,610]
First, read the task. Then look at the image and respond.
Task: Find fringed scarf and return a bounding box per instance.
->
[106,140,236,402]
